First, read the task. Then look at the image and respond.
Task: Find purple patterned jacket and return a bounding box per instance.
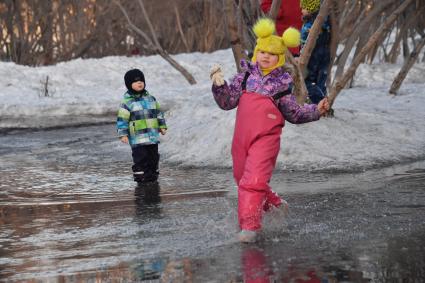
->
[212,60,320,124]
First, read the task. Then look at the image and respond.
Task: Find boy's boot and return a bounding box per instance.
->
[143,169,159,183]
[133,171,145,185]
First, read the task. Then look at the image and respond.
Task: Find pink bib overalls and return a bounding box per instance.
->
[232,91,284,231]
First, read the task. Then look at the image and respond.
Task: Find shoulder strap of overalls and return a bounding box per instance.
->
[272,87,292,100]
[241,72,250,91]
[241,71,293,100]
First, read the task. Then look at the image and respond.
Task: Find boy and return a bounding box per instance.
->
[300,0,331,104]
[117,69,167,185]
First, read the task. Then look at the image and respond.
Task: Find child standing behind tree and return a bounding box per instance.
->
[300,0,331,104]
[117,69,167,185]
[210,18,329,243]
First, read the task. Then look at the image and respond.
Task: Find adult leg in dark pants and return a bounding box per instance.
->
[131,144,160,183]
[305,45,330,104]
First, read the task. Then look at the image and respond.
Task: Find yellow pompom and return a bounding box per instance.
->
[253,18,276,38]
[282,27,301,48]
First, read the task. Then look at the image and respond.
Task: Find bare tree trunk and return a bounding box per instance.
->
[389,36,425,95]
[338,0,360,37]
[365,20,381,64]
[4,1,16,62]
[299,0,329,74]
[286,52,308,104]
[137,0,161,48]
[268,0,282,21]
[240,0,259,52]
[174,4,190,53]
[327,0,339,88]
[402,32,410,59]
[389,13,417,63]
[328,0,414,107]
[238,0,245,54]
[224,0,247,72]
[40,0,54,65]
[158,50,198,85]
[249,0,262,19]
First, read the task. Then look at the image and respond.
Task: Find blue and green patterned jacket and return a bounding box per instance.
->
[117,90,167,147]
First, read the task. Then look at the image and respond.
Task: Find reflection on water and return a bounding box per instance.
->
[230,230,425,283]
[373,231,425,283]
[1,126,425,282]
[1,165,424,282]
[239,246,368,283]
[13,230,420,283]
[134,181,162,222]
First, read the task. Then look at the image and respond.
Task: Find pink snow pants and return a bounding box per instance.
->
[232,91,284,231]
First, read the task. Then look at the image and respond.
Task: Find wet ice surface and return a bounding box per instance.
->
[0,125,425,282]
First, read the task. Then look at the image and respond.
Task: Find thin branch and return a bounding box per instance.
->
[173,3,190,53]
[136,0,162,51]
[114,0,155,50]
[328,0,415,106]
[224,0,247,72]
[390,36,425,95]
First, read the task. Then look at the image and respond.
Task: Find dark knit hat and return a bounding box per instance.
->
[124,69,145,91]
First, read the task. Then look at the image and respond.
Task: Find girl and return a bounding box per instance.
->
[210,18,329,242]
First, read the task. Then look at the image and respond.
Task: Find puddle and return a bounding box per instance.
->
[1,126,425,282]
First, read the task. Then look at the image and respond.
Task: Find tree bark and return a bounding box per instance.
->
[328,0,414,106]
[389,36,425,95]
[286,52,308,104]
[337,0,359,37]
[402,32,410,59]
[174,5,190,53]
[268,0,282,21]
[224,0,247,72]
[137,0,162,49]
[327,0,339,88]
[158,50,197,85]
[389,14,417,63]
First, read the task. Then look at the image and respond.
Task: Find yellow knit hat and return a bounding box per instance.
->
[300,0,321,13]
[251,18,301,68]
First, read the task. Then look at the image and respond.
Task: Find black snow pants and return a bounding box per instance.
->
[131,144,159,183]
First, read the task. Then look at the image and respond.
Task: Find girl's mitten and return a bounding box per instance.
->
[210,64,225,86]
